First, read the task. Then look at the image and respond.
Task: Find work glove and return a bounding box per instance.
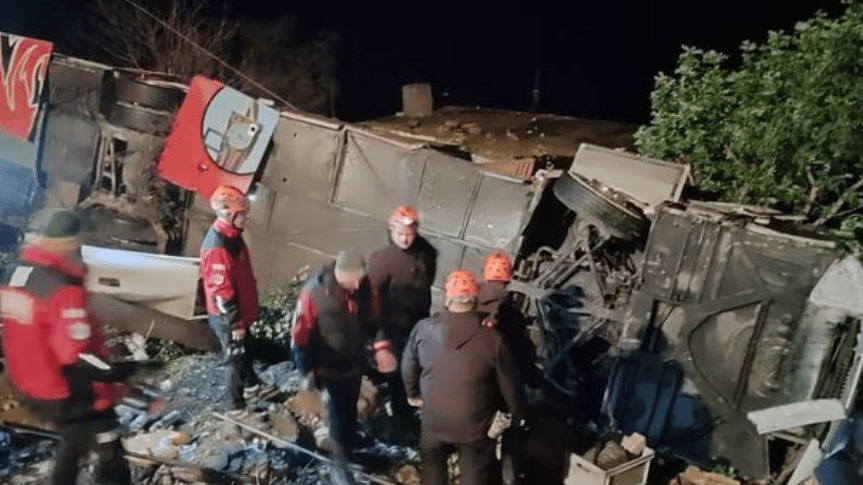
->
[373,340,397,374]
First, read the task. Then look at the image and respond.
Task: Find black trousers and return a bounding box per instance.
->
[420,431,499,485]
[28,402,130,485]
[321,375,362,456]
[208,314,260,408]
[386,331,413,416]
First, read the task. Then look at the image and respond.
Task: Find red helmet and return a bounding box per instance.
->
[484,251,513,283]
[445,269,479,301]
[390,205,419,227]
[210,185,248,215]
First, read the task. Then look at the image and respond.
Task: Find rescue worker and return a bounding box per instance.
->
[478,250,540,388]
[0,208,153,485]
[367,204,437,434]
[290,249,394,459]
[200,184,265,411]
[402,269,524,485]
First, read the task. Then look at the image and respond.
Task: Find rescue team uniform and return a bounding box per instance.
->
[367,236,437,416]
[1,246,130,485]
[291,262,376,455]
[200,218,261,408]
[402,310,524,485]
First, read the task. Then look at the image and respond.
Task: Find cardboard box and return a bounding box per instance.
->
[564,446,654,485]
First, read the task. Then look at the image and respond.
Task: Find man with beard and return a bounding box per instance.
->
[367,205,437,438]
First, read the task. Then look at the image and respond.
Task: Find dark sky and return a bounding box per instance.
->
[0,0,843,123]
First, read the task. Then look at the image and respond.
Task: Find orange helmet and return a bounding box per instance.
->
[210,185,248,215]
[484,251,513,283]
[390,205,419,227]
[445,269,479,302]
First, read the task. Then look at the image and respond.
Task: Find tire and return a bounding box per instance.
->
[106,102,173,134]
[113,75,185,112]
[552,172,646,240]
[80,206,158,251]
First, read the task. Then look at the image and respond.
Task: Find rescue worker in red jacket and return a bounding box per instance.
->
[0,209,148,485]
[478,250,540,388]
[402,269,524,485]
[200,184,264,410]
[367,205,437,431]
[290,249,393,459]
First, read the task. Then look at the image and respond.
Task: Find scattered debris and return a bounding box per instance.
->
[123,430,190,461]
[565,435,654,485]
[671,465,741,485]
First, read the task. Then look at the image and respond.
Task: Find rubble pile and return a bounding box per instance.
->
[0,431,55,484]
[1,352,418,485]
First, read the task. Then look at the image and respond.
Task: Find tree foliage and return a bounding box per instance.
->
[65,0,339,114]
[635,1,863,233]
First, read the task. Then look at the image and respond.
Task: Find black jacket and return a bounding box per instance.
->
[368,236,437,346]
[478,281,539,386]
[402,310,523,443]
[292,263,374,380]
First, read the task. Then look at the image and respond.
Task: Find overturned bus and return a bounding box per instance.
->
[1,29,860,482]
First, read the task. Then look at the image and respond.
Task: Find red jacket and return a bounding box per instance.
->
[200,219,258,329]
[0,246,120,411]
[291,263,380,378]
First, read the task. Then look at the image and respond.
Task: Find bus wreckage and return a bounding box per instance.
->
[0,30,861,483]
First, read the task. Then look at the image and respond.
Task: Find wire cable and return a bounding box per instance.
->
[118,0,299,110]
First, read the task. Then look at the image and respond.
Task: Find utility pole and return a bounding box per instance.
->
[530,67,541,113]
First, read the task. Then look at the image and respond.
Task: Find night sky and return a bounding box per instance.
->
[0,0,844,123]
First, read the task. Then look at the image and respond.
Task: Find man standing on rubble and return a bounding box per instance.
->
[478,250,540,388]
[291,249,394,460]
[201,184,267,411]
[402,269,524,485]
[368,204,437,435]
[0,209,155,485]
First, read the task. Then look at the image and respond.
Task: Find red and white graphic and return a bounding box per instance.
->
[158,75,279,199]
[0,33,53,141]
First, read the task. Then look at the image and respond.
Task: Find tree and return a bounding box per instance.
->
[74,0,239,80]
[231,17,340,115]
[64,0,339,114]
[635,0,863,238]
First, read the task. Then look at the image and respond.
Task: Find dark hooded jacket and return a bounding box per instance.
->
[478,281,539,386]
[402,309,523,443]
[368,235,437,347]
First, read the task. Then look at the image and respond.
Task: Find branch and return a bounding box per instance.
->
[802,166,819,216]
[813,176,863,227]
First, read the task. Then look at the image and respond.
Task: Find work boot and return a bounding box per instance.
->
[321,437,354,485]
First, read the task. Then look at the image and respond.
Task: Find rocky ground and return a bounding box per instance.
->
[0,346,698,485]
[1,350,422,485]
[0,274,740,485]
